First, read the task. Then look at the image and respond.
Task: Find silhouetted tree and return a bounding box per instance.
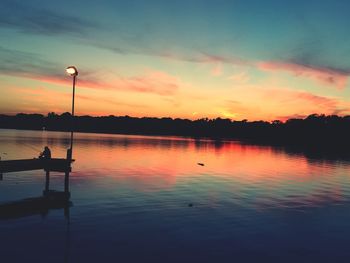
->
[0,113,350,150]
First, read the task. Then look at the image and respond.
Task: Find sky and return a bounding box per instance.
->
[1,0,350,121]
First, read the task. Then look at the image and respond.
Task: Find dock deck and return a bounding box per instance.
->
[0,158,72,173]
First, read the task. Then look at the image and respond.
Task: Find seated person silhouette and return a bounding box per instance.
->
[39,146,51,160]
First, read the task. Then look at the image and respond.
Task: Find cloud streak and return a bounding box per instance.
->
[0,46,180,96]
[99,46,350,89]
[0,0,97,36]
[258,61,349,89]
[24,70,180,96]
[1,1,347,90]
[261,88,349,117]
[0,46,61,76]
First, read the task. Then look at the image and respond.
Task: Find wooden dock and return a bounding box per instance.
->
[0,155,73,219]
[0,158,72,173]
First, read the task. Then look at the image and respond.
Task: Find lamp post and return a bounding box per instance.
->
[66,66,78,160]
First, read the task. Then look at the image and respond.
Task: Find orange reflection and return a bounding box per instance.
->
[69,134,350,206]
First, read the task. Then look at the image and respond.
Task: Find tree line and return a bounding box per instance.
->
[1,112,350,148]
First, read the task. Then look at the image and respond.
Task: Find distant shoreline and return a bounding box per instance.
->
[1,113,350,151]
[1,126,349,163]
[0,114,350,162]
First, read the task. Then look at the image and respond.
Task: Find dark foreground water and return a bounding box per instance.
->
[1,129,350,262]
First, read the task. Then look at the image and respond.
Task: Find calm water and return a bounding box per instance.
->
[1,129,350,262]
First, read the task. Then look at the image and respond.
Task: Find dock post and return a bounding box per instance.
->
[65,148,72,198]
[64,170,70,194]
[64,203,70,219]
[67,148,72,161]
[0,157,2,180]
[45,170,50,192]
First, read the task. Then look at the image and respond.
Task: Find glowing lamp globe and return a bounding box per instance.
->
[66,66,78,76]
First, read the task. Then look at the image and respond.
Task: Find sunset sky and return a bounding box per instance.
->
[1,0,350,121]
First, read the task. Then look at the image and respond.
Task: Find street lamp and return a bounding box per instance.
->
[66,66,78,160]
[66,66,78,116]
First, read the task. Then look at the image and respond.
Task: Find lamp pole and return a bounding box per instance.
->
[66,66,78,160]
[71,74,76,120]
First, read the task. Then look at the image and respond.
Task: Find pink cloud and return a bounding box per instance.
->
[5,70,180,96]
[257,61,349,89]
[262,88,337,105]
[261,88,349,117]
[160,51,349,89]
[293,92,338,107]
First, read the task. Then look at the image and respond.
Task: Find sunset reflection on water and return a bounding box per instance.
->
[1,130,350,262]
[66,134,350,209]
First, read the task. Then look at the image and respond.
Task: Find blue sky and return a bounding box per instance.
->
[1,0,350,120]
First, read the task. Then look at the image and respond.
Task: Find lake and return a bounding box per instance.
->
[1,129,350,262]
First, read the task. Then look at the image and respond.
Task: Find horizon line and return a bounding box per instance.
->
[2,111,350,124]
